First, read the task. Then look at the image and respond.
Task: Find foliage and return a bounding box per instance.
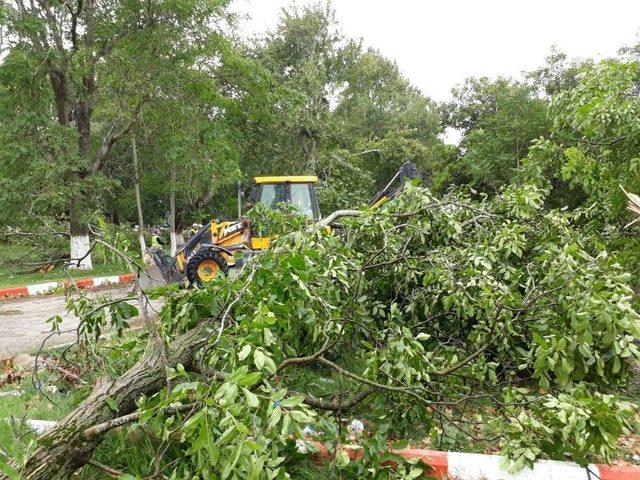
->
[440,77,551,193]
[246,202,312,237]
[314,151,375,213]
[526,60,640,226]
[91,217,134,266]
[4,2,640,478]
[84,184,638,478]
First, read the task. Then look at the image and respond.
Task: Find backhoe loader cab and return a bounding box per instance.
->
[250,176,321,219]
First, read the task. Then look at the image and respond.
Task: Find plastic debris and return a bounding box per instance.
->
[348,419,364,436]
[24,419,57,435]
[295,439,310,453]
[302,424,315,437]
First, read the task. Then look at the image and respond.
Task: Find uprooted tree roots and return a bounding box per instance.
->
[5,184,640,479]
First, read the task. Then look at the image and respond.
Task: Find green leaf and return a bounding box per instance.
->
[254,350,266,370]
[407,467,423,479]
[244,388,259,408]
[336,450,350,467]
[238,345,252,361]
[289,410,313,423]
[280,395,305,408]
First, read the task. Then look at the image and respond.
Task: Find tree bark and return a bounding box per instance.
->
[170,168,177,256]
[132,135,148,262]
[175,207,185,247]
[11,322,212,480]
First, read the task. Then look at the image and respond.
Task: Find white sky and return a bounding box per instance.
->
[232,0,640,102]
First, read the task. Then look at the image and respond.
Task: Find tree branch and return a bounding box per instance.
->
[91,97,147,173]
[317,210,362,227]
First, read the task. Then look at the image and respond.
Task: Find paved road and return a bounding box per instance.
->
[0,286,162,358]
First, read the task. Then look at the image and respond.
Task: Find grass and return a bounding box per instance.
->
[0,381,160,479]
[0,371,88,477]
[0,244,129,288]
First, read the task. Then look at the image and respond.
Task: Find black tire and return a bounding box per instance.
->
[186,250,229,286]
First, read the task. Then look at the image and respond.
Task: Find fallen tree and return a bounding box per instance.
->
[4,183,639,479]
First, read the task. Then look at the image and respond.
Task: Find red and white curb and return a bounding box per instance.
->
[10,421,639,479]
[0,273,135,299]
[309,442,640,479]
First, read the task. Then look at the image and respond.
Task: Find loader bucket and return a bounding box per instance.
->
[139,249,184,289]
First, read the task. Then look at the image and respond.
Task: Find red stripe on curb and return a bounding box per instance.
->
[119,273,135,283]
[74,278,94,288]
[63,278,94,289]
[598,464,640,480]
[309,442,448,478]
[0,286,29,298]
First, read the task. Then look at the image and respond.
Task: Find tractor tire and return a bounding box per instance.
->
[186,250,229,286]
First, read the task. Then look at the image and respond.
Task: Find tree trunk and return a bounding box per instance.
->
[11,322,211,480]
[175,207,185,247]
[170,168,177,256]
[176,231,185,246]
[69,202,93,270]
[301,132,317,172]
[49,64,93,270]
[132,135,149,263]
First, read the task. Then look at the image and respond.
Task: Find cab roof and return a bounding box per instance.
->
[253,175,318,184]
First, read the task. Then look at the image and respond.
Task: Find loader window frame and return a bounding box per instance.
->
[251,182,321,220]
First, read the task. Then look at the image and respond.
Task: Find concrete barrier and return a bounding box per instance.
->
[308,441,640,480]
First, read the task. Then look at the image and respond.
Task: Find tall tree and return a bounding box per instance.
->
[0,0,231,267]
[333,48,444,188]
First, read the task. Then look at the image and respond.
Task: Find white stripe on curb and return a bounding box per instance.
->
[447,451,597,480]
[308,441,640,480]
[93,275,121,287]
[26,282,59,296]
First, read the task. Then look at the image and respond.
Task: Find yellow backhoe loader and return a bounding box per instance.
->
[150,162,417,286]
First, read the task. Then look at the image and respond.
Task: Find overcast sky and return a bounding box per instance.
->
[232,0,640,102]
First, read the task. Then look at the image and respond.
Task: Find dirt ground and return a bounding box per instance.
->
[0,286,162,358]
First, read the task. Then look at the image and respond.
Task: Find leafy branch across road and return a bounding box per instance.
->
[5,184,638,479]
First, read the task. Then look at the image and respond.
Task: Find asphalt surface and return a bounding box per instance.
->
[0,285,162,358]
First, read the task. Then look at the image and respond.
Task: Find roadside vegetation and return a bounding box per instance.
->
[1,1,640,479]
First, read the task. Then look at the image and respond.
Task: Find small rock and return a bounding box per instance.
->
[45,385,59,394]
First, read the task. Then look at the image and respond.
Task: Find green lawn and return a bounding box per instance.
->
[0,244,129,288]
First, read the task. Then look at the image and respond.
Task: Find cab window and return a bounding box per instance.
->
[259,184,286,208]
[290,183,314,217]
